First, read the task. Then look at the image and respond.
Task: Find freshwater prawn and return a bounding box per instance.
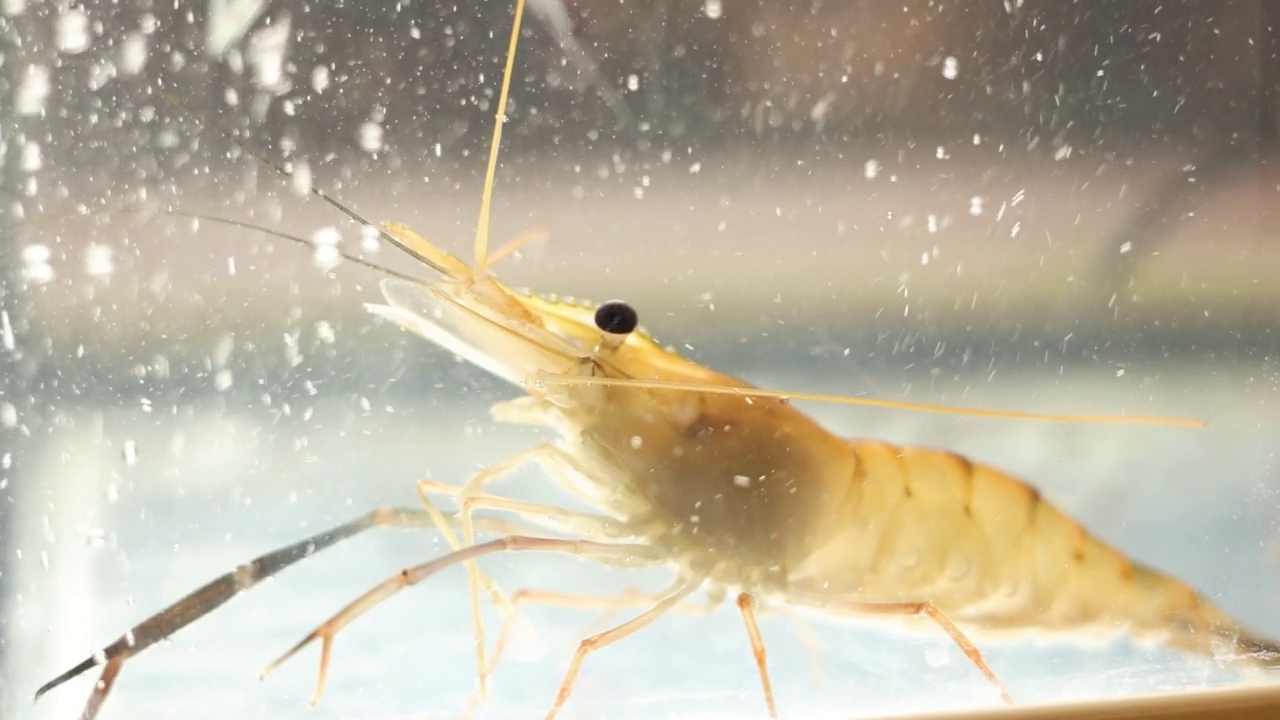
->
[36,1,1280,718]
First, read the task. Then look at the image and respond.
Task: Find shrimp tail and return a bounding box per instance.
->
[1131,564,1280,670]
[1233,631,1280,667]
[1195,623,1280,677]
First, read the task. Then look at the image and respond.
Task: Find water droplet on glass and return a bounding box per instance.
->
[21,243,54,284]
[311,64,330,93]
[214,369,234,391]
[84,243,115,278]
[56,9,92,54]
[310,226,342,271]
[0,403,17,429]
[358,121,384,153]
[941,56,959,80]
[122,440,138,466]
[16,64,51,116]
[290,159,312,196]
[119,32,149,75]
[21,140,43,172]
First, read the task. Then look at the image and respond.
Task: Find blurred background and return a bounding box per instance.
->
[2,1,1278,718]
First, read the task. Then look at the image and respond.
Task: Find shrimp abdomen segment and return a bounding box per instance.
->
[791,441,1249,654]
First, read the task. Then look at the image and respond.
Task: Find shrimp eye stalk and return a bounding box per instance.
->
[595,300,639,336]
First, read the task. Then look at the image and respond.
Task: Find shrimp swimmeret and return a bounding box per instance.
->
[35,1,1280,718]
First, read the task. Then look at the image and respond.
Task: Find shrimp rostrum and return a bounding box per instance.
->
[36,1,1280,718]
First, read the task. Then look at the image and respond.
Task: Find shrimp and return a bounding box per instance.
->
[35,1,1280,719]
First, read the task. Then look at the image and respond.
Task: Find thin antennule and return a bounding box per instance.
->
[152,209,423,284]
[153,90,452,278]
[531,374,1207,428]
[474,0,528,272]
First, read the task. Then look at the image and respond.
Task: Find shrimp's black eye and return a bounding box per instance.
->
[594,300,639,335]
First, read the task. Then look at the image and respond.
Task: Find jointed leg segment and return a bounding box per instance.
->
[416,442,634,698]
[485,585,722,684]
[788,593,1014,705]
[256,536,662,708]
[420,443,568,696]
[418,481,628,546]
[460,585,718,720]
[545,577,703,720]
[34,507,452,720]
[737,592,778,719]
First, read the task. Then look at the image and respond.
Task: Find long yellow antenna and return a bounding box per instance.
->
[462,0,530,703]
[475,0,527,271]
[532,375,1206,428]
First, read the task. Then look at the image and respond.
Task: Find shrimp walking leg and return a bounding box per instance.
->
[442,441,653,695]
[737,592,779,719]
[436,442,580,694]
[790,593,1013,704]
[418,481,630,543]
[257,536,661,704]
[414,479,518,622]
[78,655,121,720]
[788,612,825,689]
[415,481,633,648]
[546,577,704,720]
[420,480,647,704]
[34,507,451,720]
[417,443,633,695]
[490,587,721,676]
[463,586,721,719]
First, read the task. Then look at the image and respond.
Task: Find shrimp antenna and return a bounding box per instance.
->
[531,375,1206,428]
[147,209,424,284]
[474,0,528,271]
[164,209,543,276]
[153,89,452,278]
